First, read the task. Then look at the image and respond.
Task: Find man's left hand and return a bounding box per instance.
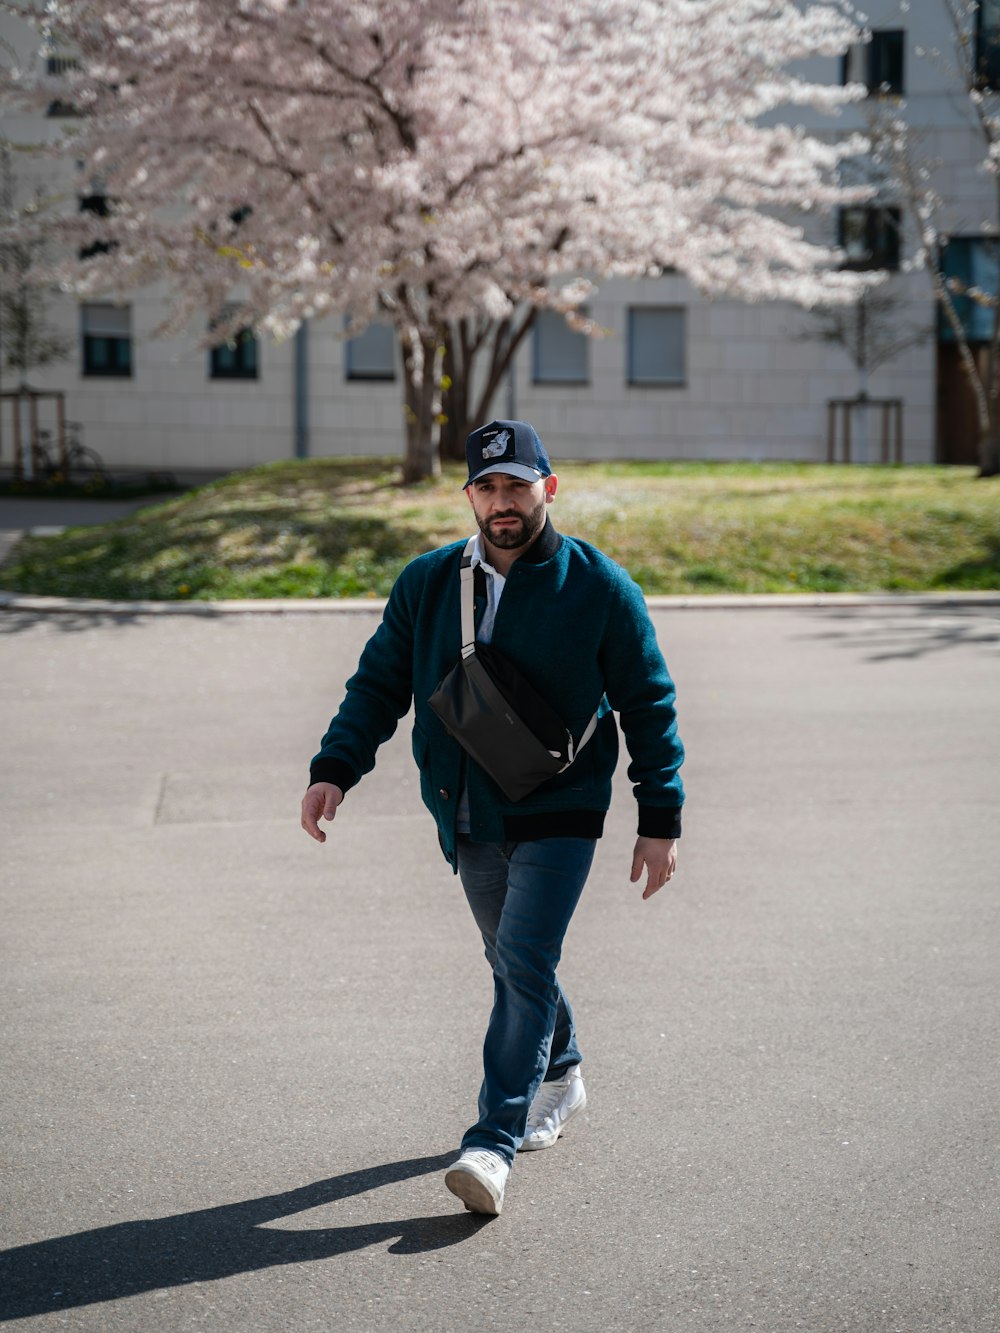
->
[630,837,678,900]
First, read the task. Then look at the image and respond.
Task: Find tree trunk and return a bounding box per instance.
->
[438,310,538,463]
[978,425,1000,477]
[399,326,442,484]
[439,322,473,461]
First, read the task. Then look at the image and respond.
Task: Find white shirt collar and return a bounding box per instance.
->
[468,533,504,583]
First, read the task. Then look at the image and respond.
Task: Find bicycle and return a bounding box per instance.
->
[32,422,110,491]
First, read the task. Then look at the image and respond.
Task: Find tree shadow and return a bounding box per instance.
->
[800,603,1000,662]
[0,606,220,635]
[0,504,427,602]
[932,536,1000,591]
[0,1151,487,1321]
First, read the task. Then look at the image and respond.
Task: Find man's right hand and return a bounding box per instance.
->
[301,782,344,843]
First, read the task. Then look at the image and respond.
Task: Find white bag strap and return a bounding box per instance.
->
[565,709,599,764]
[459,535,477,658]
[457,534,600,761]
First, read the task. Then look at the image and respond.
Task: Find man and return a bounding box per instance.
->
[301,419,684,1217]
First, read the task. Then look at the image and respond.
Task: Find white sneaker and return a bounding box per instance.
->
[444,1148,510,1216]
[520,1065,586,1151]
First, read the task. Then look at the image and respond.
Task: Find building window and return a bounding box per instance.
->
[977,0,1000,90]
[838,206,902,271]
[939,236,1000,342]
[81,303,132,377]
[46,55,81,76]
[842,29,905,96]
[210,327,259,380]
[45,52,82,117]
[345,323,395,380]
[627,307,686,387]
[79,191,114,259]
[533,308,589,384]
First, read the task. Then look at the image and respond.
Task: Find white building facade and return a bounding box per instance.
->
[0,2,993,477]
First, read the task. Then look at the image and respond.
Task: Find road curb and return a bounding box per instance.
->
[2,589,999,616]
[0,591,388,615]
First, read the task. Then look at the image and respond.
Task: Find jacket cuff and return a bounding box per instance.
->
[637,804,682,840]
[309,758,358,794]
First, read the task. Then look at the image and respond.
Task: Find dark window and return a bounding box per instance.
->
[977,0,1000,89]
[842,29,905,96]
[81,303,132,377]
[79,193,109,217]
[79,192,114,259]
[627,307,686,386]
[45,53,82,116]
[210,327,259,380]
[838,206,902,271]
[345,323,395,381]
[533,308,589,384]
[938,236,1000,342]
[46,55,81,76]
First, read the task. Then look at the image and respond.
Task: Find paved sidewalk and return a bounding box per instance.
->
[1,600,998,1332]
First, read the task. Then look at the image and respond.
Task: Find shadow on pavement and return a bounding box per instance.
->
[0,607,222,635]
[0,1151,486,1321]
[800,604,1000,662]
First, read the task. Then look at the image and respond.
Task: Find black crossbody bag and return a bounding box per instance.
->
[428,536,598,802]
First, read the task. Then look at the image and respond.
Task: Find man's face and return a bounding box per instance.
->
[467,472,558,551]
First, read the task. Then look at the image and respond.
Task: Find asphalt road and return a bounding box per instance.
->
[1,600,998,1332]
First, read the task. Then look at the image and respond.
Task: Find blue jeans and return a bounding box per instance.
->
[456,835,597,1165]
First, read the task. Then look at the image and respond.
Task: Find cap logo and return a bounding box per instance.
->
[482,428,511,460]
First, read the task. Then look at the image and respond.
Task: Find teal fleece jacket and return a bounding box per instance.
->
[310,519,684,870]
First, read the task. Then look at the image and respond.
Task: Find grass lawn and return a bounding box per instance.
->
[1,458,998,600]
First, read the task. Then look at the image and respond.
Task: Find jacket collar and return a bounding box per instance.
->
[518,516,561,565]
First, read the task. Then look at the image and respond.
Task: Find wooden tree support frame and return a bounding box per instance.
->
[0,387,68,480]
[826,395,903,465]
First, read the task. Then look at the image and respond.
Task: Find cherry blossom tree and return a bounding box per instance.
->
[871,1,1000,476]
[0,141,72,390]
[2,0,869,481]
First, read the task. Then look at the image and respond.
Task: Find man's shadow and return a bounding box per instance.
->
[0,1151,486,1321]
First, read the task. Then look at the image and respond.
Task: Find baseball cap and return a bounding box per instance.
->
[463,419,552,489]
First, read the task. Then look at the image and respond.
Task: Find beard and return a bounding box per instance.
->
[477,496,547,550]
